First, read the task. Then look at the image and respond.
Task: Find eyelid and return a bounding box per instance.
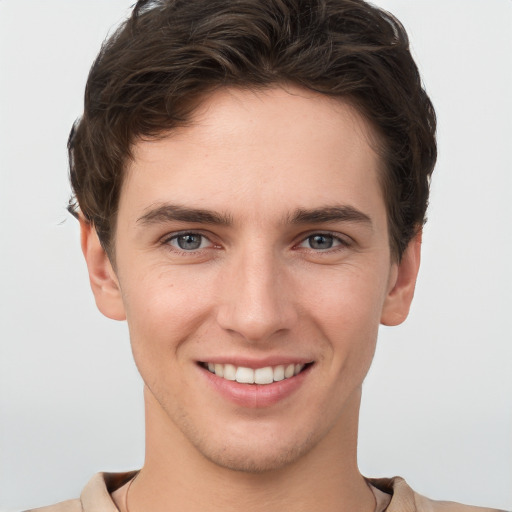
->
[295,231,352,250]
[159,229,352,253]
[161,230,217,252]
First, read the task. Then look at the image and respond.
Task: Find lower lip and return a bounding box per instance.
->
[200,365,312,408]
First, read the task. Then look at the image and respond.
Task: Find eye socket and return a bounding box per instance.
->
[299,233,345,251]
[164,231,347,253]
[167,233,212,251]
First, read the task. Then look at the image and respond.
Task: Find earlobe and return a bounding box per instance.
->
[380,232,422,326]
[79,216,126,321]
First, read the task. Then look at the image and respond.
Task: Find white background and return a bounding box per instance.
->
[0,1,511,510]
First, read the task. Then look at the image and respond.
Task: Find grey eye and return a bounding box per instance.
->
[172,234,205,251]
[308,234,335,250]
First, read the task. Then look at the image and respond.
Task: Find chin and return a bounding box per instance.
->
[193,428,319,474]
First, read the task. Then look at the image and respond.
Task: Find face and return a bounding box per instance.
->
[84,86,419,473]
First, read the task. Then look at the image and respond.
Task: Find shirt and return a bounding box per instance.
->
[25,472,508,512]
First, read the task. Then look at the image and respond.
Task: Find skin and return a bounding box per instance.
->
[81,85,421,512]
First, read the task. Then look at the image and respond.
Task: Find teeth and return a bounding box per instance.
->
[273,365,285,381]
[214,363,224,378]
[254,367,273,385]
[204,362,309,384]
[284,364,295,379]
[223,363,236,381]
[235,366,254,384]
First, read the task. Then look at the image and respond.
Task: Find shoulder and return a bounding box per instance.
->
[368,476,508,512]
[23,499,82,512]
[22,471,137,512]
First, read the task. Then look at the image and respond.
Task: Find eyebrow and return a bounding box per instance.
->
[136,203,372,228]
[289,205,372,226]
[136,204,232,226]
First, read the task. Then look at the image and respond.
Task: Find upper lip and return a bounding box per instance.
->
[197,356,314,369]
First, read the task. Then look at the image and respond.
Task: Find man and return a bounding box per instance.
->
[26,0,506,511]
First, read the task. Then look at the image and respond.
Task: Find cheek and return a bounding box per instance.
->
[119,265,215,356]
[302,264,388,368]
[305,261,390,325]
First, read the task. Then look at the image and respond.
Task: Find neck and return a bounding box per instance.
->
[119,386,374,512]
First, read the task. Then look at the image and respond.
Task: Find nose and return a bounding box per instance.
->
[215,247,298,343]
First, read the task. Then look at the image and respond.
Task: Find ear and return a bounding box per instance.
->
[380,231,422,326]
[79,216,126,321]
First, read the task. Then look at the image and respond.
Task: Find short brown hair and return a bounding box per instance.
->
[68,0,436,260]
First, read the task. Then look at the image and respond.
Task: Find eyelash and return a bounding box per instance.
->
[297,232,351,252]
[163,231,216,254]
[161,230,351,255]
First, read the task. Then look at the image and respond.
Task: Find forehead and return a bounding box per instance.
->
[122,85,385,227]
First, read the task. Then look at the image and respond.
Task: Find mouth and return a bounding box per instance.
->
[199,361,313,385]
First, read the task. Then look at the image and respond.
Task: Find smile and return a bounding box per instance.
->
[201,362,311,385]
